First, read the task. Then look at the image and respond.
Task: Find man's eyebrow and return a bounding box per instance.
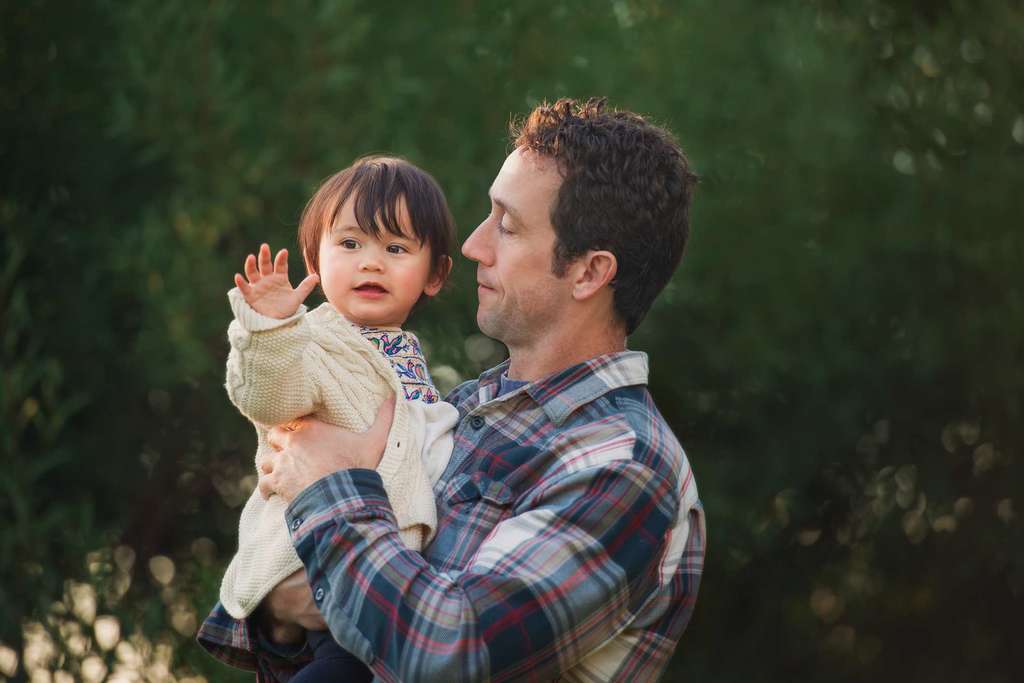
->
[491,196,526,228]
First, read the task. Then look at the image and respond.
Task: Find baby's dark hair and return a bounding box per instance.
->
[298,155,456,286]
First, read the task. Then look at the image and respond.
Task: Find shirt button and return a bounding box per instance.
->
[290,518,302,531]
[314,586,325,602]
[469,415,485,430]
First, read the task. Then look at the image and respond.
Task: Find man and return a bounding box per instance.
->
[199,97,705,681]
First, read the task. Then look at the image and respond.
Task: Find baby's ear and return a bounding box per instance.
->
[424,256,453,297]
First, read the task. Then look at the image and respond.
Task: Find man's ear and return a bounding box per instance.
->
[571,250,617,302]
[424,256,453,297]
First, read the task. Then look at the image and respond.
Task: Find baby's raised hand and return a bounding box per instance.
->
[234,244,319,319]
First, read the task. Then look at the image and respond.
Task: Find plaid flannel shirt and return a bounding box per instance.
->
[198,351,705,681]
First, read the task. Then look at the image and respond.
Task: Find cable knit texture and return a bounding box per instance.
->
[219,287,440,619]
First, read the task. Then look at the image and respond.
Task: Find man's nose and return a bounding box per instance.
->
[462,221,491,265]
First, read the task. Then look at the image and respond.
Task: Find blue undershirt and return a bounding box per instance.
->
[496,372,529,397]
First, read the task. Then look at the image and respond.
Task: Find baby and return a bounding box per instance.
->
[218,155,459,681]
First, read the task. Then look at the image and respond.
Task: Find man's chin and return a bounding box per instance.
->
[475,311,503,343]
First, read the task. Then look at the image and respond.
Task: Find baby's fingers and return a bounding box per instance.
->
[295,273,320,301]
[258,243,273,276]
[274,248,289,276]
[244,253,260,283]
[234,273,252,297]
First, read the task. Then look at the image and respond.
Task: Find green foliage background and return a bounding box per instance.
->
[2,1,1022,681]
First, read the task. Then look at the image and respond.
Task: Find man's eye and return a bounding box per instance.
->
[493,210,512,235]
[386,244,408,254]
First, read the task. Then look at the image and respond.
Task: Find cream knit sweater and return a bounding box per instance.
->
[219,288,456,619]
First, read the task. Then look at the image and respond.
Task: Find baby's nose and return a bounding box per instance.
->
[359,255,384,271]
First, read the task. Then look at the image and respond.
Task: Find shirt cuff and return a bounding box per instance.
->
[285,469,393,540]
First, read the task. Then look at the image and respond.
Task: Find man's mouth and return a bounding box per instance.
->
[476,269,495,291]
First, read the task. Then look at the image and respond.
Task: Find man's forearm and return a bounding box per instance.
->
[286,464,677,682]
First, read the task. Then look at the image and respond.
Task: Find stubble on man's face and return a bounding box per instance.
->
[471,149,569,350]
[476,263,564,347]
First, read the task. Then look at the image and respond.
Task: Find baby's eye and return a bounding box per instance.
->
[386,244,408,254]
[340,238,359,249]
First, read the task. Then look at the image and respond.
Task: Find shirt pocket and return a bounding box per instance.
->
[443,472,516,526]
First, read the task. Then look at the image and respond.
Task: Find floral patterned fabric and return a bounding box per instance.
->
[356,326,440,404]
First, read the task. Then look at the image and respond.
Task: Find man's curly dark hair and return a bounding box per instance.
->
[511,97,697,335]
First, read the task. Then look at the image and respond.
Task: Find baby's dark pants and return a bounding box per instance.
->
[289,630,373,683]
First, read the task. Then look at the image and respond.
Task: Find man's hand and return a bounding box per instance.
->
[260,569,328,640]
[259,394,396,502]
[234,243,319,319]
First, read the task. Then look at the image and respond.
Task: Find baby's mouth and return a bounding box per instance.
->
[354,284,388,294]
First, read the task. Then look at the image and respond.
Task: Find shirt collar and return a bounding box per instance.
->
[477,351,649,425]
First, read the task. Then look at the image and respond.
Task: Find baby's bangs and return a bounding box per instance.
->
[342,162,426,243]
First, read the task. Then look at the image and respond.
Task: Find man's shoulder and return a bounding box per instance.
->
[556,383,689,489]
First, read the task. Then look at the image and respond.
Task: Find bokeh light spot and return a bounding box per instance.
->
[893,150,916,175]
[148,555,176,586]
[810,587,845,623]
[0,644,18,677]
[798,529,822,546]
[190,537,216,566]
[996,499,1014,524]
[953,497,974,518]
[67,582,97,624]
[960,38,984,63]
[1013,116,1024,145]
[94,615,121,651]
[973,443,995,476]
[80,655,107,683]
[113,545,136,573]
[464,334,503,366]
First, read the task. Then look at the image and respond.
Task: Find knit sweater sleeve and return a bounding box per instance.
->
[224,287,318,426]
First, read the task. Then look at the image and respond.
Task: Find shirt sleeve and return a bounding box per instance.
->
[224,287,318,426]
[196,601,312,683]
[285,458,678,682]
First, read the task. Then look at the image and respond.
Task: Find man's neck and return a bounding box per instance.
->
[504,318,627,382]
